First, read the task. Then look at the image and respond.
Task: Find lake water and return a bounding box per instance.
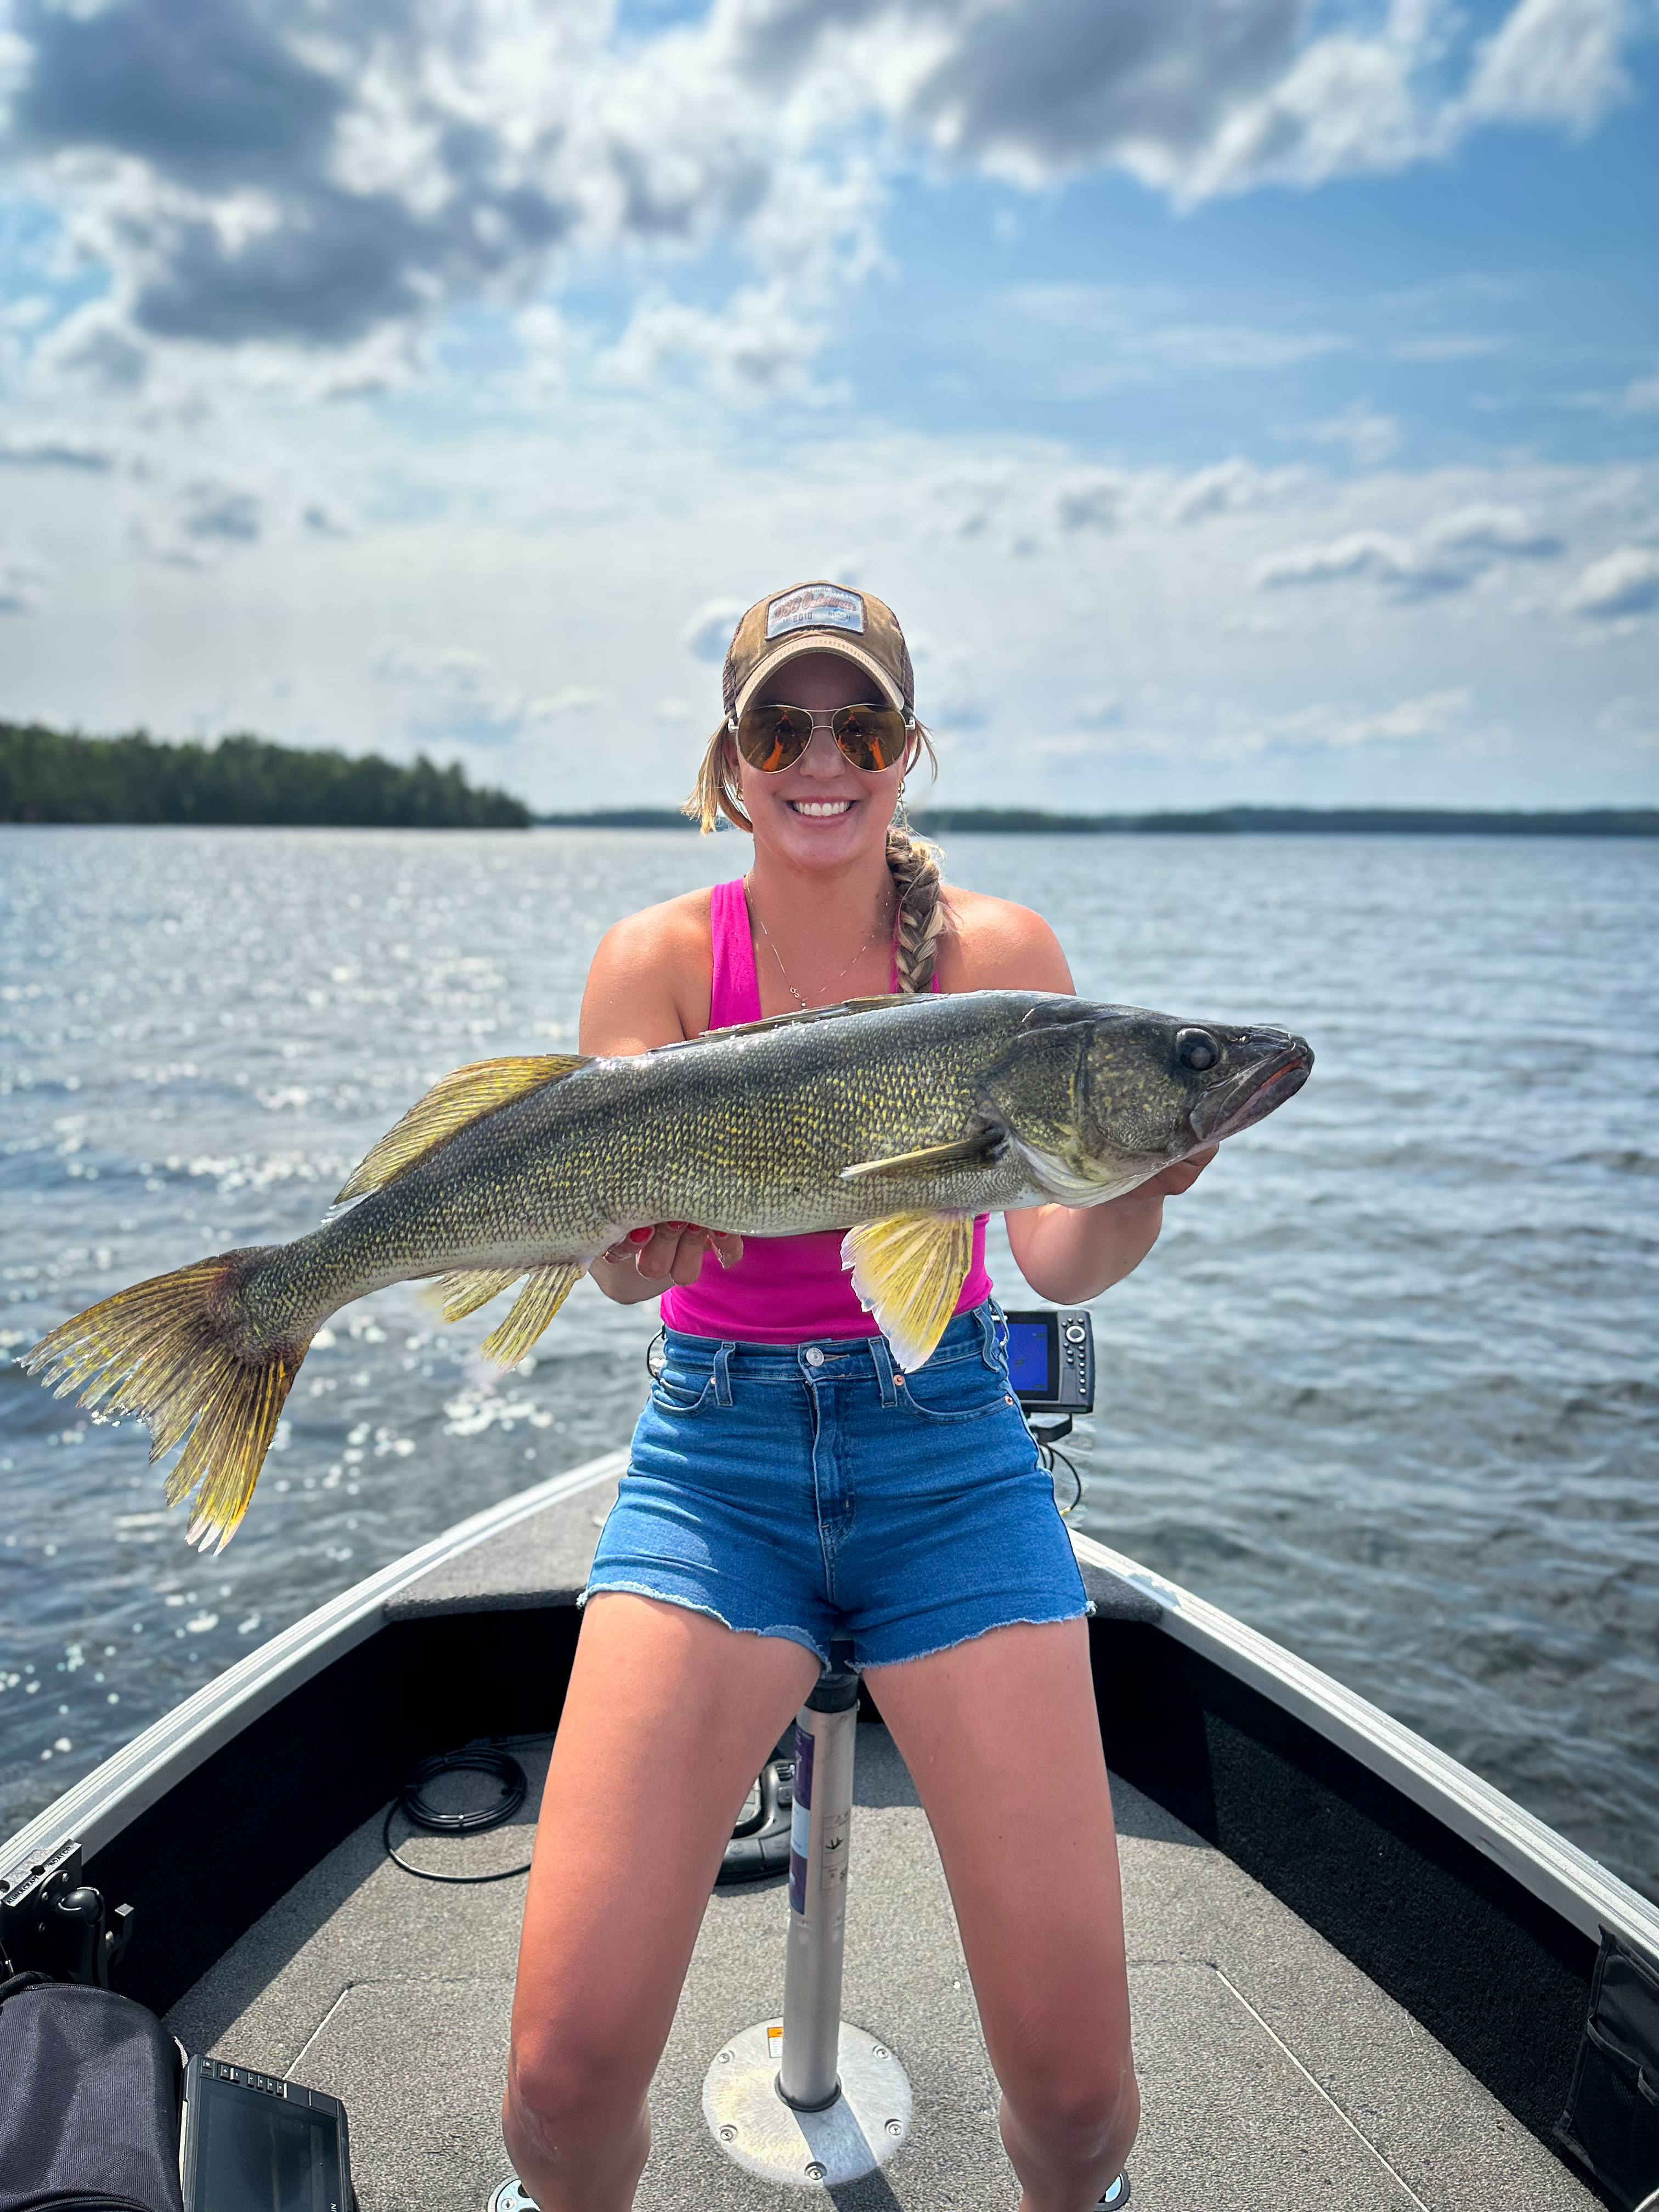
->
[2,826,1656,1900]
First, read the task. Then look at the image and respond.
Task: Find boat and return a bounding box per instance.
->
[4,1447,1657,2210]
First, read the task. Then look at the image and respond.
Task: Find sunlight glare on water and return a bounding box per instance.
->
[1,825,1655,1898]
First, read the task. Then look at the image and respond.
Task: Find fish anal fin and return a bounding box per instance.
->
[479,1263,583,1369]
[431,1266,525,1322]
[839,1128,1006,1183]
[336,1054,589,1204]
[840,1211,974,1372]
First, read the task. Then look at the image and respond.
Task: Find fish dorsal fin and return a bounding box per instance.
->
[479,1263,583,1368]
[693,994,905,1047]
[336,1054,589,1203]
[839,1128,1007,1183]
[431,1266,525,1322]
[840,1211,975,1372]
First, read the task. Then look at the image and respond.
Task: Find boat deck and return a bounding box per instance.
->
[160,1476,1596,2212]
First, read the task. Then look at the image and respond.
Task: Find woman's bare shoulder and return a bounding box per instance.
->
[582,886,713,1051]
[936,886,1075,993]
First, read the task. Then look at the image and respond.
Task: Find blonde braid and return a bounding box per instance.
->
[886,822,947,994]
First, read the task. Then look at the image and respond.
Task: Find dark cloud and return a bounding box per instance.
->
[12,0,343,186]
[5,0,576,347]
[0,430,116,470]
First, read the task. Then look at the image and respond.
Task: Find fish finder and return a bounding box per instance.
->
[180,2055,352,2212]
[1001,1307,1094,1418]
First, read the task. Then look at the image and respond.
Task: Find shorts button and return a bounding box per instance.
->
[805,1346,825,1367]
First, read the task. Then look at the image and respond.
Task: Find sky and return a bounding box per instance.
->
[0,0,1655,815]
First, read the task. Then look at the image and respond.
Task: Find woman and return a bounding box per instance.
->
[503,581,1215,2211]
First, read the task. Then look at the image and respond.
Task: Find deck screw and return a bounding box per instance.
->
[885,2118,902,2136]
[805,2162,826,2181]
[872,2046,887,2058]
[718,2050,732,2063]
[719,2125,737,2142]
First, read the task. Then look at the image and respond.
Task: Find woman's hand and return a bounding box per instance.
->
[589,1223,744,1305]
[1005,1142,1221,1305]
[1136,1142,1220,1199]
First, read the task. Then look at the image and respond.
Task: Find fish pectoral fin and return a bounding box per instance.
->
[430,1266,526,1322]
[839,1129,1007,1183]
[336,1054,590,1203]
[840,1211,975,1372]
[478,1263,583,1369]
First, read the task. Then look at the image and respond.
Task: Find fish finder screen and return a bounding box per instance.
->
[195,2077,344,2212]
[1005,1319,1054,1398]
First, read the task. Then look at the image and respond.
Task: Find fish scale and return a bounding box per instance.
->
[24,989,1311,1549]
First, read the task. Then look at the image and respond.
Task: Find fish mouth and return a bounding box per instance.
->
[1190,1036,1313,1144]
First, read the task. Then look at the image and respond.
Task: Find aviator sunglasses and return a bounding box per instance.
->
[731,700,914,774]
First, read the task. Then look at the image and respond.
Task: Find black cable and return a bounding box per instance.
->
[1036,1438,1085,1517]
[383,1745,534,1884]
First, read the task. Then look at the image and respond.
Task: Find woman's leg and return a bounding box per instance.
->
[865,1617,1137,2212]
[504,1593,820,2212]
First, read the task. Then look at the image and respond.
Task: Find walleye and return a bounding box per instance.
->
[26,991,1311,1549]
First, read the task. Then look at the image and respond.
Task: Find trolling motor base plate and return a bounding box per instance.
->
[704,2019,911,2187]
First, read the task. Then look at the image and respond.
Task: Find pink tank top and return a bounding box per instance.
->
[662,877,992,1343]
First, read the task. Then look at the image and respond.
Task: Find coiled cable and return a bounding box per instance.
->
[383,1743,532,1884]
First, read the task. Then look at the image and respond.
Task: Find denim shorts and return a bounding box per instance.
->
[585,1302,1087,1670]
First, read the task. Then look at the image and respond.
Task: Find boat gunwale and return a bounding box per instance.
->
[6,1461,1654,1984]
[0,1449,629,1882]
[1073,1529,1659,1963]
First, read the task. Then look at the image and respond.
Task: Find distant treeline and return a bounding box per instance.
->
[538,806,700,828]
[0,721,531,828]
[534,803,1658,837]
[910,805,1659,837]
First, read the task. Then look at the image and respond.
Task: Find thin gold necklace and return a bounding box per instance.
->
[744,876,892,1011]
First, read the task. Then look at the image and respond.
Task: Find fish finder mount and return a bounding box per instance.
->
[0,1835,134,1990]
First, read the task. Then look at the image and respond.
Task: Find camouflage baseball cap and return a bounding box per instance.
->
[723,580,916,725]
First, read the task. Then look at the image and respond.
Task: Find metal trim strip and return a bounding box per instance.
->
[1072,1529,1659,1959]
[1,1451,628,1878]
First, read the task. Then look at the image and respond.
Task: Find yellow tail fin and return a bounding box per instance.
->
[22,1254,303,1553]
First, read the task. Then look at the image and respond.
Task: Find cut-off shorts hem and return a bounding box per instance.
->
[584,1304,1087,1676]
[579,1579,832,1667]
[580,1578,1091,1673]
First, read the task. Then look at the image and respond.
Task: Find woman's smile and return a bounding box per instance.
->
[788,797,855,817]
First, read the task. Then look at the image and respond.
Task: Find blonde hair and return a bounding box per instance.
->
[684,720,949,994]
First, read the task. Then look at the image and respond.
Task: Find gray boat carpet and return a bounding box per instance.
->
[167,1724,1594,2212]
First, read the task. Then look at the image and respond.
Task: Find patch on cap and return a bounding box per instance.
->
[766,583,864,641]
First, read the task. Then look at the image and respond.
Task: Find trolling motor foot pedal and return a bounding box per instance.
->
[704,2019,911,2187]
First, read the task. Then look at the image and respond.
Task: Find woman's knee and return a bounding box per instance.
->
[1001,2042,1139,2152]
[505,2023,647,2155]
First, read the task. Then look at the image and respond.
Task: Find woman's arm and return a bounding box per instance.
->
[936,889,1217,1304]
[579,896,743,1302]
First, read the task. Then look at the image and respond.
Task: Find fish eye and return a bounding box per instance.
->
[1175,1028,1221,1074]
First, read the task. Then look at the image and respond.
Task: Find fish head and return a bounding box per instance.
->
[984,1000,1313,1203]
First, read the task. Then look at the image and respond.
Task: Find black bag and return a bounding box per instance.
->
[0,1978,184,2212]
[1556,1930,1659,2212]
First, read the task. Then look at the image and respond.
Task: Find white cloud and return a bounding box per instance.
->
[1053,469,1127,533]
[1562,546,1659,620]
[0,0,1645,386]
[0,545,49,613]
[374,642,602,743]
[681,598,746,663]
[1307,405,1401,467]
[1255,501,1566,599]
[1463,0,1634,134]
[0,427,117,470]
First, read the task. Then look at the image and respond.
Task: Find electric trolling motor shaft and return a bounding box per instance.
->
[778,1649,860,2111]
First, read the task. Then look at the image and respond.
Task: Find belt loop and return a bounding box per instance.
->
[976,1299,1002,1370]
[713,1341,735,1407]
[868,1335,899,1407]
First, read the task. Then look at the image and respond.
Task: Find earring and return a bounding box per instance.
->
[893,776,911,833]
